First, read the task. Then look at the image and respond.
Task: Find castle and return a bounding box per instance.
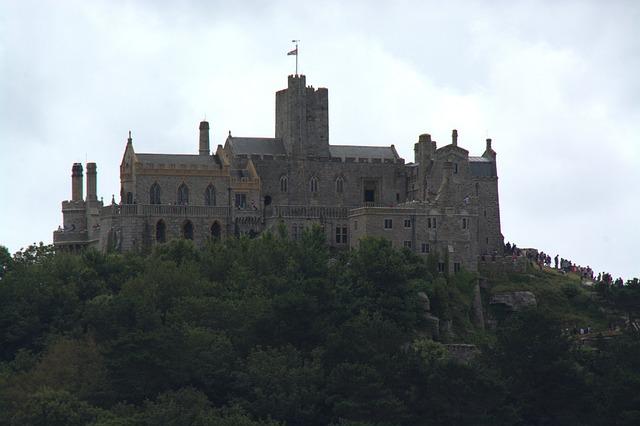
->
[53,74,503,272]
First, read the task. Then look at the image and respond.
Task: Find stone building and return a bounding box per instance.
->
[53,74,503,272]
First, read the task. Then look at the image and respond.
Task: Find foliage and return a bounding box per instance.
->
[0,236,638,425]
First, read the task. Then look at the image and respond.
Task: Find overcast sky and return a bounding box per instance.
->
[1,0,638,279]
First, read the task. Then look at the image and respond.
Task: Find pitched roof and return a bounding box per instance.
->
[469,156,496,177]
[227,137,286,156]
[136,153,221,167]
[329,145,398,160]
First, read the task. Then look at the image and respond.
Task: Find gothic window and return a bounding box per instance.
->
[177,183,189,205]
[437,262,446,273]
[150,183,161,205]
[211,221,221,239]
[454,163,459,174]
[309,176,318,193]
[335,176,344,194]
[280,176,288,193]
[156,220,166,243]
[235,193,247,209]
[125,192,133,204]
[182,220,194,240]
[205,184,216,206]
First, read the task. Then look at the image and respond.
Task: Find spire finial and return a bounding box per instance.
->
[127,130,132,144]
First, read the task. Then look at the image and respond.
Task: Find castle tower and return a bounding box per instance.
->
[275,75,330,158]
[199,120,210,155]
[71,163,83,201]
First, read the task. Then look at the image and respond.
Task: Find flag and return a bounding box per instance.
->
[287,48,297,56]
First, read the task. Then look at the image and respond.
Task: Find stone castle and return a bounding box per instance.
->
[53,74,503,272]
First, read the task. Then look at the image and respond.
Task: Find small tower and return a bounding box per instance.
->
[86,163,97,201]
[199,120,210,155]
[71,163,83,202]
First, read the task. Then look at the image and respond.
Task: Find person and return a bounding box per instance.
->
[554,254,559,269]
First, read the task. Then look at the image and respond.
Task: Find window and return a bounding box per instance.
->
[475,182,479,196]
[125,192,133,204]
[384,219,393,229]
[454,163,458,174]
[403,240,412,249]
[428,217,437,229]
[177,183,189,205]
[404,219,412,228]
[484,209,487,217]
[335,226,348,244]
[204,184,216,206]
[156,220,166,243]
[462,218,468,229]
[211,221,221,239]
[235,193,247,209]
[421,242,430,253]
[486,237,489,244]
[437,262,446,273]
[309,176,318,193]
[396,193,400,202]
[280,176,288,193]
[335,176,344,194]
[150,183,161,205]
[454,262,461,273]
[182,220,194,240]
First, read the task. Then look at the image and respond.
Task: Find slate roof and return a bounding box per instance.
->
[469,156,495,177]
[227,137,286,156]
[329,145,398,160]
[136,153,221,167]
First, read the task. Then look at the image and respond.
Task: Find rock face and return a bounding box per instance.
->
[490,291,537,311]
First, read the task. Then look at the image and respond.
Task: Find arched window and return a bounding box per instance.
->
[211,221,221,239]
[156,220,166,243]
[204,184,216,206]
[150,183,161,205]
[182,220,194,240]
[475,182,480,196]
[280,176,288,193]
[335,176,344,194]
[177,183,189,205]
[309,176,318,193]
[125,192,133,204]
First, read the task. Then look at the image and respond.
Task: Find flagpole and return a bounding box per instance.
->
[291,39,299,75]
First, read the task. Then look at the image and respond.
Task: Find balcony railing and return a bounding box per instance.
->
[269,205,349,219]
[101,204,230,218]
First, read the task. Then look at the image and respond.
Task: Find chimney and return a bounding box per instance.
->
[452,129,458,146]
[486,138,492,150]
[199,121,210,155]
[86,162,97,201]
[71,163,83,202]
[418,133,432,144]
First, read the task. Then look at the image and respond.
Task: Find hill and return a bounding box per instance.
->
[0,232,639,425]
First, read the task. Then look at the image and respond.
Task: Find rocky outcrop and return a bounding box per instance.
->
[490,291,537,311]
[418,291,440,339]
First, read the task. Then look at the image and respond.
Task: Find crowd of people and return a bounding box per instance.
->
[502,241,628,285]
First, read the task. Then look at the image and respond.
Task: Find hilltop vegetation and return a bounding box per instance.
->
[0,231,639,426]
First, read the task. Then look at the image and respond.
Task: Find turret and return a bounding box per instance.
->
[199,120,210,155]
[86,162,97,201]
[482,138,496,159]
[71,163,83,202]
